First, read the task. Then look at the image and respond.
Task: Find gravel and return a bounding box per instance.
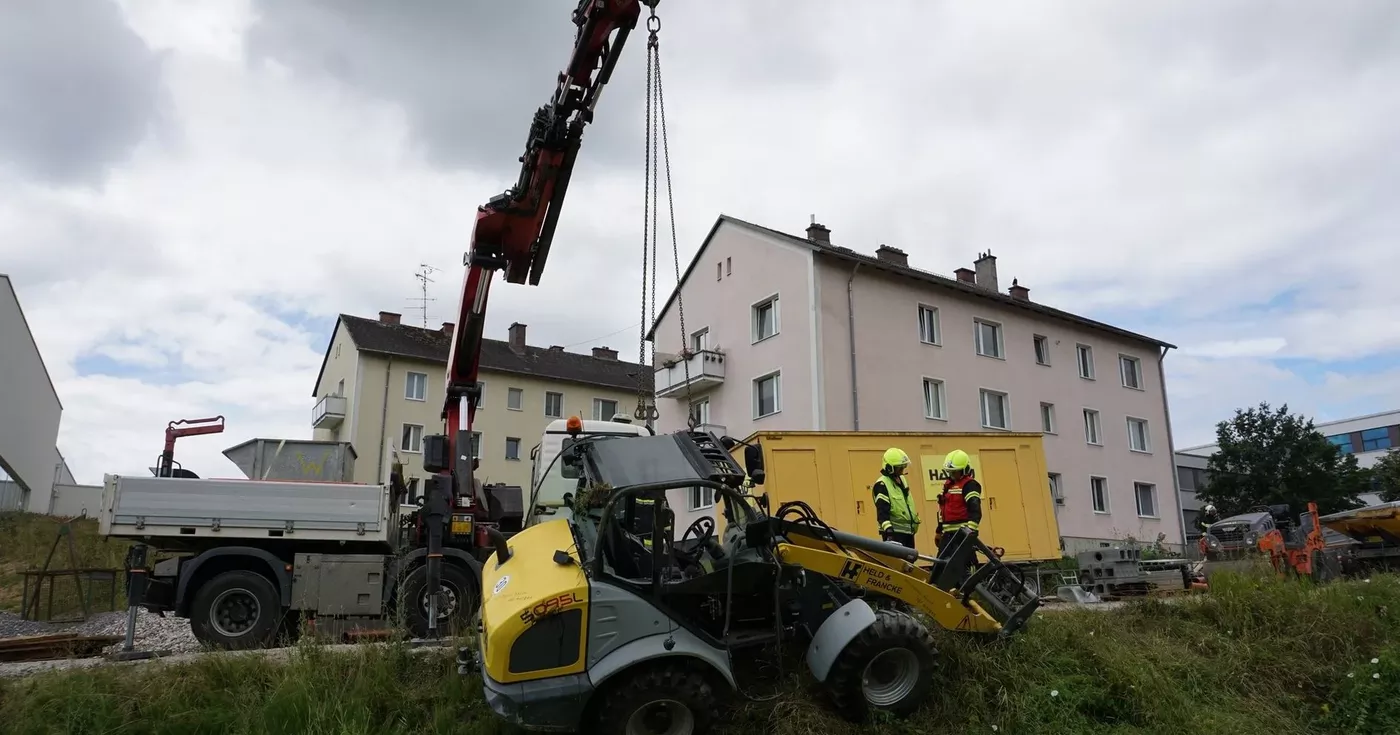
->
[0,607,201,655]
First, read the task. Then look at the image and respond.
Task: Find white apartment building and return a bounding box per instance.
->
[648,215,1185,554]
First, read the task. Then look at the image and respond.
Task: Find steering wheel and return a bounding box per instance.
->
[680,516,716,548]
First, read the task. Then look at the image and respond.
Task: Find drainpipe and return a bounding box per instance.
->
[1157,345,1189,554]
[376,356,393,481]
[847,262,862,430]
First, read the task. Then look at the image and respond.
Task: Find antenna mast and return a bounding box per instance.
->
[411,264,440,328]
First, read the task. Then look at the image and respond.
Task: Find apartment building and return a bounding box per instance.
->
[647,215,1185,553]
[311,312,650,495]
[1179,407,1399,510]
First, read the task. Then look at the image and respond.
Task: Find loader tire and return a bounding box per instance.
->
[402,562,477,639]
[826,608,938,722]
[596,660,719,735]
[189,570,282,650]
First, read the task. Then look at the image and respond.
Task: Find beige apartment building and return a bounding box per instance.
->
[648,215,1185,554]
[311,312,649,495]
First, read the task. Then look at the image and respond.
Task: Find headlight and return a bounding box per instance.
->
[1246,531,1260,546]
[1206,535,1221,550]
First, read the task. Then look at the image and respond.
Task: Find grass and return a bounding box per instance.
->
[0,570,1396,734]
[0,512,131,617]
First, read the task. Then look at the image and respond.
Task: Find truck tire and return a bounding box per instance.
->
[826,608,938,721]
[402,562,477,638]
[595,661,719,735]
[189,570,282,650]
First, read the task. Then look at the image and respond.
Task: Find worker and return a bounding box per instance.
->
[873,448,921,549]
[1198,504,1220,535]
[936,450,983,551]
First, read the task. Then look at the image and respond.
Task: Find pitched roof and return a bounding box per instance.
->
[312,314,651,397]
[645,215,1176,350]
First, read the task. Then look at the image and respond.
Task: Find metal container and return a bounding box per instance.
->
[222,439,358,483]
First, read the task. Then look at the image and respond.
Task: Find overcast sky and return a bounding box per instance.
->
[3,0,1398,484]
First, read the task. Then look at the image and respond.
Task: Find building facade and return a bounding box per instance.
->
[1175,451,1211,539]
[311,312,650,495]
[648,216,1185,553]
[1178,407,1399,511]
[0,273,74,514]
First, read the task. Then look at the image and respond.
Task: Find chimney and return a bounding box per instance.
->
[548,345,565,352]
[954,268,976,284]
[805,215,831,244]
[875,244,908,268]
[378,311,401,325]
[508,322,527,354]
[592,346,618,360]
[1009,278,1030,301]
[973,250,999,292]
[440,322,455,337]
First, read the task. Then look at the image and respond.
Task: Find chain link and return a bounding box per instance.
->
[652,33,695,428]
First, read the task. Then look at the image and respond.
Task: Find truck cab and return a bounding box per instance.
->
[526,414,652,527]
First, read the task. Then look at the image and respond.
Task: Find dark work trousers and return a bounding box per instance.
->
[887,532,916,549]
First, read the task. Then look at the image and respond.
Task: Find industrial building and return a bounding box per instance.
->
[647,215,1185,554]
[311,312,651,495]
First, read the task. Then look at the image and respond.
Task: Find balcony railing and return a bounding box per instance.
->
[312,394,347,429]
[654,350,725,398]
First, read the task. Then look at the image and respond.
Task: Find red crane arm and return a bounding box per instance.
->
[441,0,651,503]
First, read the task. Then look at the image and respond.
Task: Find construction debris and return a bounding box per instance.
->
[0,632,123,662]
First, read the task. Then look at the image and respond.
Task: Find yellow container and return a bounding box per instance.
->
[736,431,1062,563]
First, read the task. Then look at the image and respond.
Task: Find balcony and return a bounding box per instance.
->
[312,394,347,429]
[654,349,725,398]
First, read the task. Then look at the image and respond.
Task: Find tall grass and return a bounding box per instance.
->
[1,570,1395,734]
[0,512,131,616]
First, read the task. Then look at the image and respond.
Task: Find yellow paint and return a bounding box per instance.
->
[775,543,1003,635]
[295,451,327,477]
[479,519,589,683]
[733,431,1061,563]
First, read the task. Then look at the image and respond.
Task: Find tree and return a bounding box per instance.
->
[1200,402,1369,517]
[1373,449,1400,503]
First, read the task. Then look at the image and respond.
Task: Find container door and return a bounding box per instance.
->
[979,448,1033,560]
[845,449,886,540]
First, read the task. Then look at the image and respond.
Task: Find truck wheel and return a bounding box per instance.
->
[402,563,478,638]
[826,609,938,721]
[190,570,282,650]
[596,661,718,735]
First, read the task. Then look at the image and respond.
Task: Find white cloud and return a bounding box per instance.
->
[2,0,1398,483]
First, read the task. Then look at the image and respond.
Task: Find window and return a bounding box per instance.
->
[336,378,345,397]
[544,391,564,418]
[469,432,482,458]
[401,423,424,453]
[726,257,732,275]
[975,319,1004,359]
[754,372,781,419]
[690,328,710,353]
[335,343,341,359]
[1127,417,1151,452]
[1135,482,1158,518]
[716,262,722,280]
[1077,344,1095,379]
[405,371,427,401]
[689,398,710,426]
[592,398,619,421]
[1040,402,1056,434]
[980,389,1009,430]
[505,437,521,461]
[1328,434,1354,454]
[922,378,947,420]
[1361,427,1392,452]
[475,381,486,408]
[1084,409,1102,445]
[1119,355,1143,390]
[1048,473,1063,502]
[1177,466,1197,491]
[752,295,779,342]
[690,486,715,510]
[1090,476,1110,513]
[507,387,524,411]
[918,305,941,345]
[405,477,420,505]
[1033,335,1050,366]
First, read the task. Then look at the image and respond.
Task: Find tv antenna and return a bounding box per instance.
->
[409,264,440,328]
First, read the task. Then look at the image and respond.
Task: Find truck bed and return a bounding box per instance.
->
[100,474,399,546]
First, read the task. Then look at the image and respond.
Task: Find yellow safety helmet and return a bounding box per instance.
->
[944,449,971,472]
[882,447,910,474]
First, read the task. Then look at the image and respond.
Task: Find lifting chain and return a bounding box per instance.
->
[634,3,693,428]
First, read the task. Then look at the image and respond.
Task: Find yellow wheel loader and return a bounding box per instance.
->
[458,429,1039,734]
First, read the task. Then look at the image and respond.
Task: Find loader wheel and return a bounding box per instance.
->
[190,570,282,650]
[596,661,719,735]
[826,609,938,721]
[402,563,477,639]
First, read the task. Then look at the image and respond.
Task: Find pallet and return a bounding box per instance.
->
[0,633,124,663]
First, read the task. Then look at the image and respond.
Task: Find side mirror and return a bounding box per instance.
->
[743,444,765,480]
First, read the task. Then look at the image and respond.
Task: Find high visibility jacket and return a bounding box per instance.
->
[873,475,920,535]
[938,476,983,533]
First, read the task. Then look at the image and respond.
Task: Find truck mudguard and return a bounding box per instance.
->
[176,546,293,613]
[805,598,877,682]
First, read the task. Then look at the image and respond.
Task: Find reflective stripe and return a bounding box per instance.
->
[876,476,919,535]
[880,520,893,531]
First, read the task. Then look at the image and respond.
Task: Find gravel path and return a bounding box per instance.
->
[0,607,202,656]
